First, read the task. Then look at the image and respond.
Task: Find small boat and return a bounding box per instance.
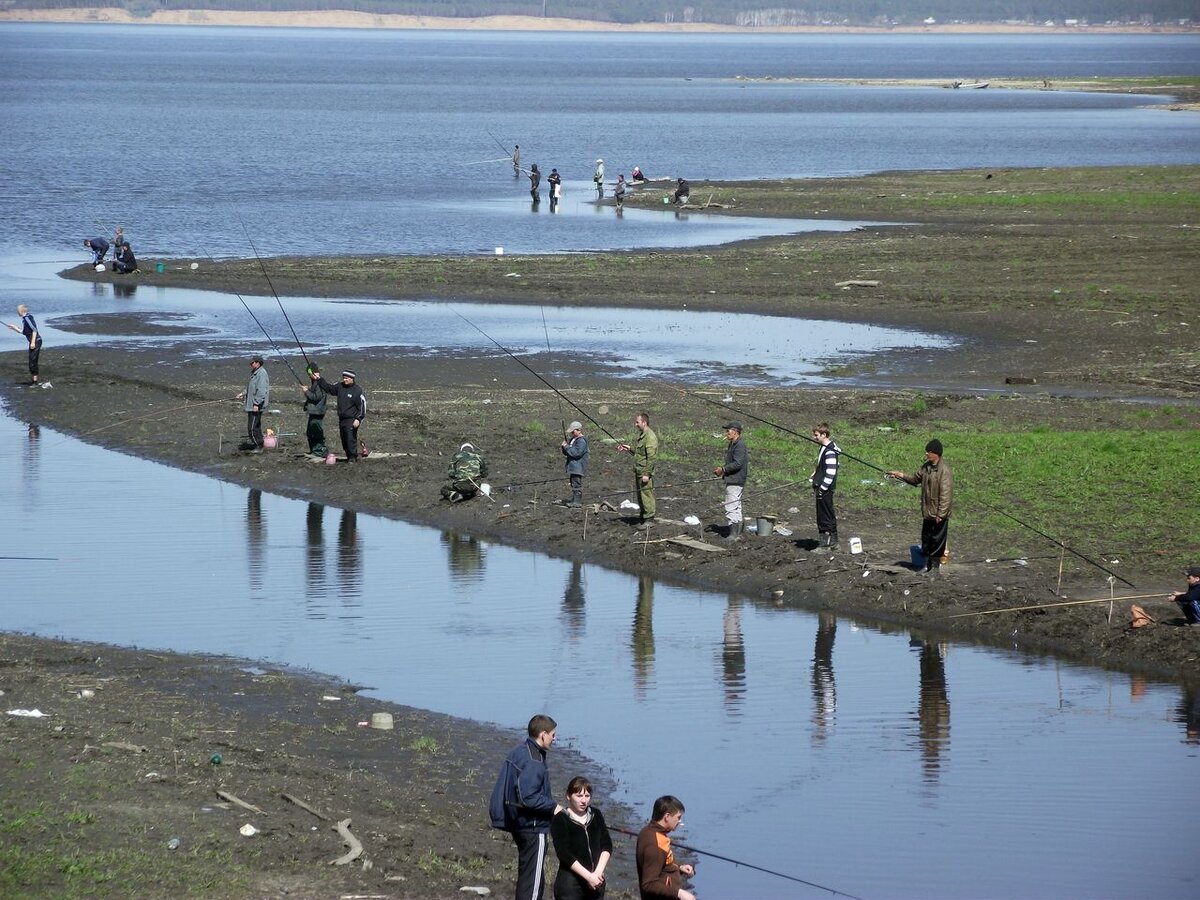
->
[951,80,990,89]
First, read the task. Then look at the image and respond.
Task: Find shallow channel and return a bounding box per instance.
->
[1,411,1196,899]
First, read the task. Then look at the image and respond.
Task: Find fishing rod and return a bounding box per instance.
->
[610,825,866,899]
[486,129,514,158]
[450,307,622,443]
[539,305,567,438]
[230,288,304,386]
[943,591,1164,619]
[45,396,241,449]
[655,380,1132,586]
[234,212,313,372]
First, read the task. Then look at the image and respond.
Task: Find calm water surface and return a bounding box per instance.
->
[1,412,1196,899]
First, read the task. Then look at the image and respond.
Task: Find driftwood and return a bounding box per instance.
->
[665,536,727,553]
[835,279,881,288]
[216,789,267,816]
[330,817,363,866]
[281,792,331,821]
[101,741,147,753]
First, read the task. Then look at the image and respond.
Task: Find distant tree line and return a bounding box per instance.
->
[8,0,1196,26]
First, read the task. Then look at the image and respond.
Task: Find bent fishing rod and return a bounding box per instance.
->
[610,825,866,899]
[657,379,1130,585]
[234,212,313,372]
[450,307,622,443]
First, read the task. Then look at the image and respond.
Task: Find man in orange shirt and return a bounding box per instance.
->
[635,795,695,900]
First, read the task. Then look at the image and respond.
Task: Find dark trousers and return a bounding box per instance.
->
[514,831,548,900]
[815,488,837,535]
[338,418,358,460]
[921,516,950,569]
[569,473,583,503]
[246,409,263,448]
[554,865,605,900]
[28,339,42,379]
[306,415,326,455]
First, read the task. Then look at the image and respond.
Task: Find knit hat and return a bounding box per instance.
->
[568,421,583,432]
[460,442,474,451]
[1186,565,1200,577]
[342,370,356,379]
[925,439,944,456]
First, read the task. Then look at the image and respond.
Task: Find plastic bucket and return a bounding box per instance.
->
[910,544,925,569]
[755,516,775,538]
[262,434,277,450]
[370,712,394,730]
[325,452,337,465]
[849,537,863,554]
[155,262,165,273]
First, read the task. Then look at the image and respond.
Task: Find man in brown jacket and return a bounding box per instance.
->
[635,795,695,899]
[888,438,953,575]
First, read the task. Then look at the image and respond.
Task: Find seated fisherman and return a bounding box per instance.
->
[112,242,138,274]
[441,442,489,502]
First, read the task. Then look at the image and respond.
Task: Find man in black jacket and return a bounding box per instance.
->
[317,369,366,462]
[298,364,328,457]
[714,422,747,540]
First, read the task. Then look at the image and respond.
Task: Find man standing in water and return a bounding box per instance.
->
[236,355,269,451]
[317,369,367,462]
[512,144,521,176]
[618,412,658,529]
[888,439,953,575]
[636,795,696,900]
[490,714,560,900]
[593,158,605,197]
[529,164,542,204]
[6,304,43,385]
[713,422,747,540]
[811,423,841,548]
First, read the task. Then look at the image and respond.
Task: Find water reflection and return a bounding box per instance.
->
[561,561,586,640]
[720,595,746,714]
[246,488,266,590]
[1176,683,1200,745]
[811,611,837,742]
[631,575,655,696]
[441,530,487,584]
[337,509,361,605]
[112,282,137,299]
[912,637,951,784]
[305,502,326,606]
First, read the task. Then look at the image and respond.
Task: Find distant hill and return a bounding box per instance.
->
[4,0,1196,27]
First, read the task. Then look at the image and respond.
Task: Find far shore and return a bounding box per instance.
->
[2,7,1197,35]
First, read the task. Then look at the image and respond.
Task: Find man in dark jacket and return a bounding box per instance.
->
[713,422,747,540]
[490,715,559,900]
[811,422,841,548]
[635,795,696,900]
[888,439,953,575]
[317,369,366,462]
[112,241,138,274]
[1170,566,1200,625]
[560,421,588,508]
[298,364,327,457]
[84,236,110,266]
[673,178,690,204]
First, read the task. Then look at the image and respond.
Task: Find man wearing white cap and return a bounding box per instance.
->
[593,158,604,197]
[316,369,367,462]
[560,422,589,508]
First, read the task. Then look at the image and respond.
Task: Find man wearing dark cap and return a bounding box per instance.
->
[888,439,953,575]
[1170,567,1200,625]
[236,355,270,451]
[317,369,367,462]
[560,421,588,508]
[298,364,327,457]
[714,422,748,540]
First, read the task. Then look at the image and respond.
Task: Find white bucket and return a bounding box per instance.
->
[494,247,504,255]
[370,712,394,730]
[849,537,863,554]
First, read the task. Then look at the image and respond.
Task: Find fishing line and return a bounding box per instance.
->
[655,380,1131,585]
[450,307,621,443]
[539,305,567,437]
[610,825,865,899]
[45,396,240,449]
[233,212,312,371]
[229,286,304,386]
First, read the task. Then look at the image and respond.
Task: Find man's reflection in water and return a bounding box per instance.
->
[305,503,326,604]
[1175,683,1200,745]
[720,595,746,714]
[112,282,137,298]
[811,611,837,742]
[337,509,362,601]
[631,575,655,696]
[440,530,486,583]
[561,561,586,641]
[20,424,40,514]
[246,488,266,591]
[913,637,951,783]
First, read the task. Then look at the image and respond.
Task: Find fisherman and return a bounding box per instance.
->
[513,144,521,176]
[298,364,327,457]
[888,439,953,575]
[617,412,658,529]
[111,226,124,259]
[561,421,588,508]
[811,423,841,548]
[441,441,488,502]
[713,422,747,540]
[593,158,605,197]
[631,165,644,182]
[635,795,696,900]
[614,174,627,209]
[317,369,367,462]
[673,178,689,205]
[5,304,43,385]
[112,241,138,274]
[548,168,562,210]
[84,236,109,267]
[489,714,560,900]
[235,355,270,451]
[529,163,542,204]
[1170,566,1200,625]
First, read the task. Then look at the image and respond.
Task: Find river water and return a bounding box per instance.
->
[1,413,1197,899]
[3,25,1200,898]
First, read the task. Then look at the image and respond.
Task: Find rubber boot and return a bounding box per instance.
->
[724,521,741,541]
[828,532,839,550]
[568,490,582,508]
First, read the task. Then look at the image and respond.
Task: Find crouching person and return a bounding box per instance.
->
[441,442,488,502]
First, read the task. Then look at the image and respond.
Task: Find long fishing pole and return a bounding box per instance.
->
[656,380,1132,585]
[230,288,304,386]
[46,396,241,448]
[539,305,567,438]
[450,307,622,442]
[610,825,865,899]
[234,213,313,371]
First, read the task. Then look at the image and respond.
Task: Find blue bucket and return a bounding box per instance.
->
[910,544,925,570]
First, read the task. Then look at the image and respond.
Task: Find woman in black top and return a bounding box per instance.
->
[550,775,613,899]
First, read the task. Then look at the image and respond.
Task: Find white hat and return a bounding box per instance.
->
[596,158,603,163]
